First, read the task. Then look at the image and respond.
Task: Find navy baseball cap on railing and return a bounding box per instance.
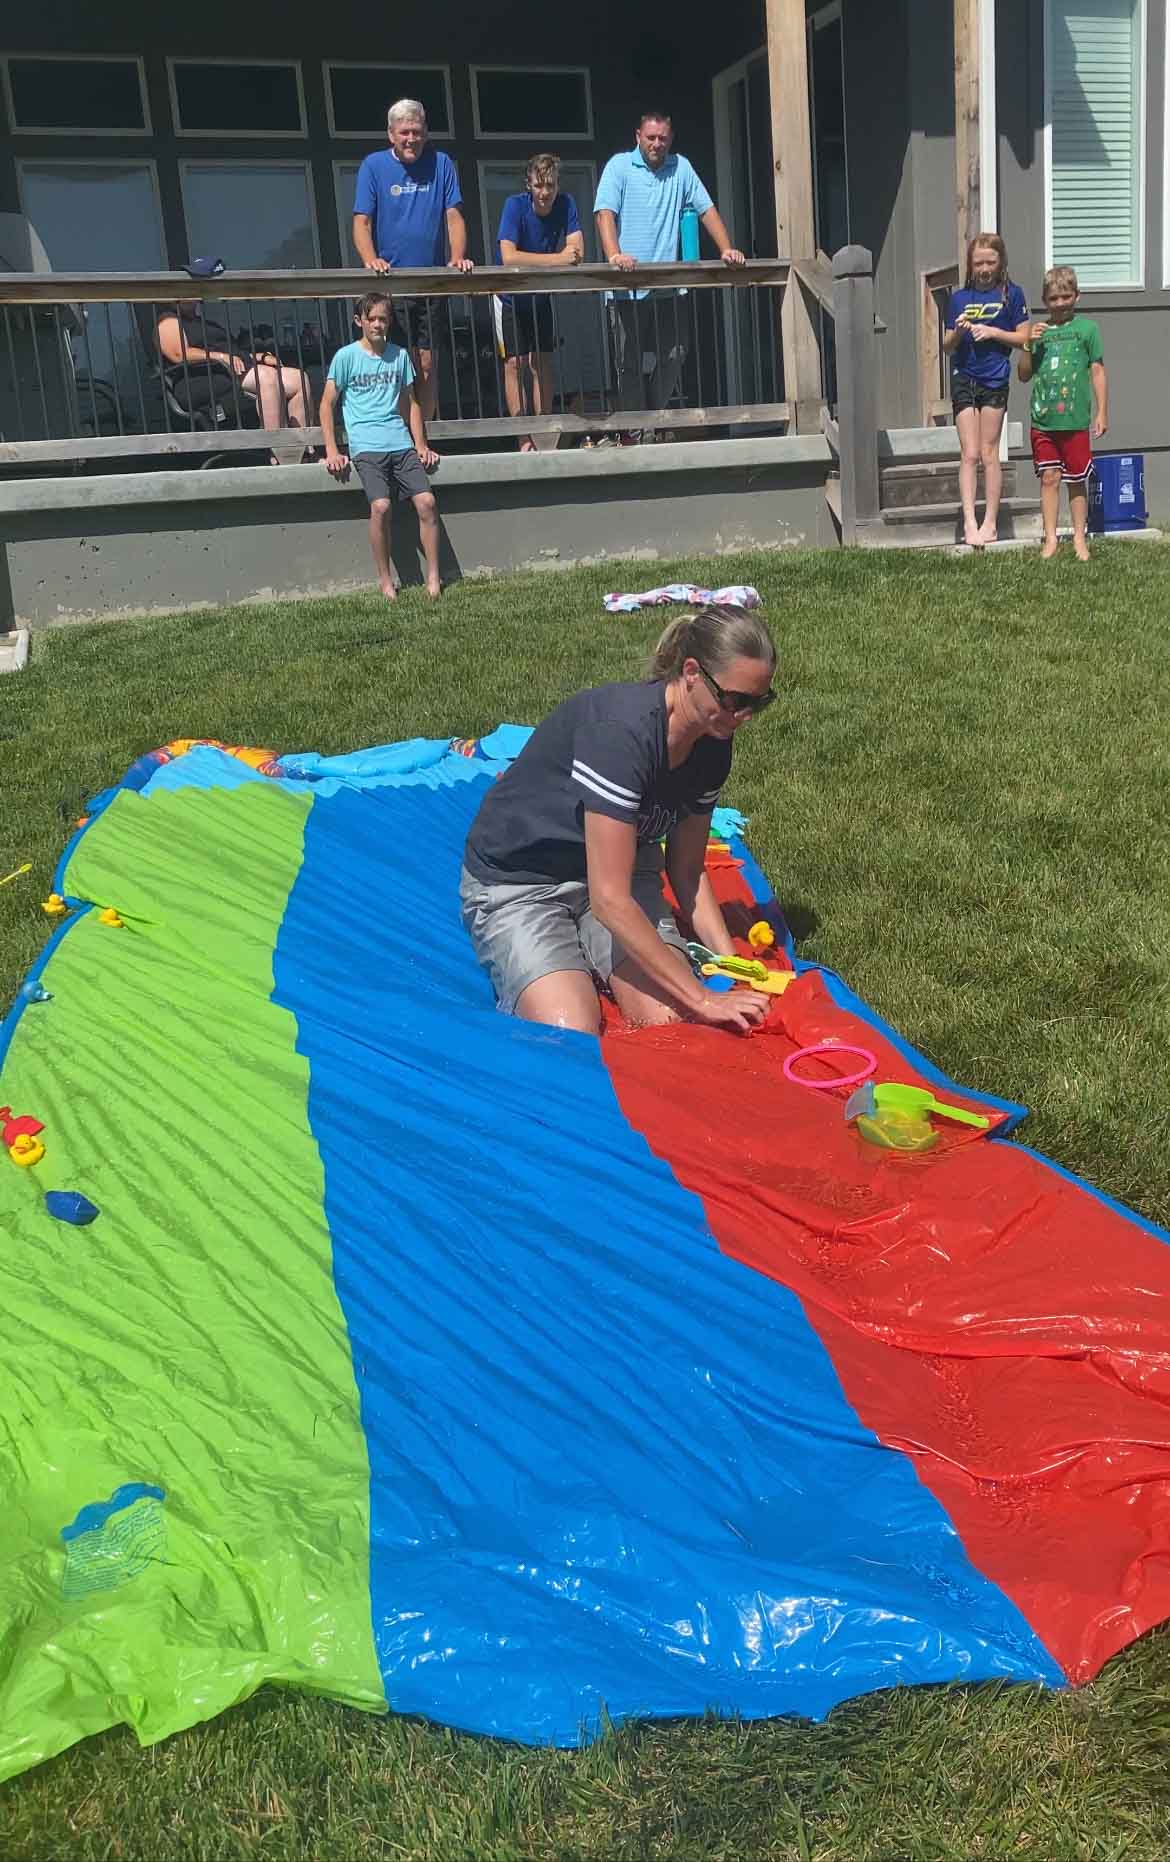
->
[183,257,225,279]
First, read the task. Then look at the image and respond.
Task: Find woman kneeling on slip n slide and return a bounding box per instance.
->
[460,605,777,1034]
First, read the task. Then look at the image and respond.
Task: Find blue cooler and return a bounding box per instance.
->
[1089,454,1147,532]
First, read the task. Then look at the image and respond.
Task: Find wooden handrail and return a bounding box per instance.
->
[791,253,835,315]
[0,260,790,306]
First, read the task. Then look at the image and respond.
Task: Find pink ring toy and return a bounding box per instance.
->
[782,1043,877,1091]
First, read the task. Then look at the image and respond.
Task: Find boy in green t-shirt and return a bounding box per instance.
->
[1018,265,1108,562]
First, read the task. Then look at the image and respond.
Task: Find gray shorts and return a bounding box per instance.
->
[459,844,688,1015]
[352,449,430,506]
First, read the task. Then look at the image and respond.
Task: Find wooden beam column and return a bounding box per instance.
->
[766,0,823,432]
[954,0,982,270]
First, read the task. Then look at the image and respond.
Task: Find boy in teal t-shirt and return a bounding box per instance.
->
[1019,266,1108,562]
[320,292,442,600]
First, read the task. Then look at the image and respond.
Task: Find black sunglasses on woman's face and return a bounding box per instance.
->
[694,661,776,717]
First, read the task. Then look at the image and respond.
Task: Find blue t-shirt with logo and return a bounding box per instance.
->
[494,191,582,305]
[946,282,1029,388]
[353,148,462,267]
[327,340,416,455]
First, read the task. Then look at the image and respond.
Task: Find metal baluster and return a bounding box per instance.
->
[3,307,25,439]
[152,304,173,433]
[102,303,125,434]
[120,303,150,434]
[447,296,463,422]
[27,301,53,438]
[290,298,310,441]
[73,305,99,441]
[242,299,263,432]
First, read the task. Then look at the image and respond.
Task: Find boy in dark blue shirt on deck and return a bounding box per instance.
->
[494,154,585,450]
[944,232,1033,548]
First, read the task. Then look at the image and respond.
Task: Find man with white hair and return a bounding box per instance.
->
[353,99,473,422]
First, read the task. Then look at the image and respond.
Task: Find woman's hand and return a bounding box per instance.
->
[690,988,772,1033]
[215,352,248,377]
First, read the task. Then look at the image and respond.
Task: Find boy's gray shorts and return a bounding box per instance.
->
[459,845,688,1014]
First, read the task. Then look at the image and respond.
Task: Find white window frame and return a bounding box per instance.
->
[2,52,152,137]
[178,158,322,265]
[323,61,454,140]
[1042,0,1147,290]
[167,56,307,140]
[469,65,593,141]
[474,156,599,260]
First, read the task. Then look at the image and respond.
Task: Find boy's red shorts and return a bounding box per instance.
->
[1031,427,1093,482]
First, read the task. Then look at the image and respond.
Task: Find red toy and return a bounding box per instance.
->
[0,1107,45,1145]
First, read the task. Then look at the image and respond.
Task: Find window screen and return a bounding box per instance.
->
[1048,0,1144,286]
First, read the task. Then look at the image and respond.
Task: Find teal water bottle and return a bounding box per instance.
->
[680,209,700,262]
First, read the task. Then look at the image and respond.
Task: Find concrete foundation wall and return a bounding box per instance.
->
[0,437,835,627]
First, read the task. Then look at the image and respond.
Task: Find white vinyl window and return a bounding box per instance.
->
[324,63,453,138]
[168,59,307,137]
[2,54,151,135]
[179,161,320,269]
[1045,0,1145,287]
[470,67,592,140]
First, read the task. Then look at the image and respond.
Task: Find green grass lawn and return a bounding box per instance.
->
[2,541,1170,1860]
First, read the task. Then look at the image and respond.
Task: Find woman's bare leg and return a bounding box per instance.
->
[610,946,695,1027]
[515,970,601,1033]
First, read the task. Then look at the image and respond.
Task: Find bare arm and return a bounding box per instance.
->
[664,811,735,952]
[699,205,745,265]
[596,208,636,271]
[585,813,768,1029]
[352,214,390,273]
[157,313,247,377]
[400,382,437,466]
[498,233,584,269]
[446,205,474,272]
[1091,359,1109,437]
[319,378,349,476]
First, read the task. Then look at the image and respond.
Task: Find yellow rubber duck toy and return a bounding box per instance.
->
[98,907,125,928]
[9,1134,45,1167]
[41,893,69,919]
[748,920,776,952]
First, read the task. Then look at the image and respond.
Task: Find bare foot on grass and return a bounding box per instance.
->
[1040,538,1059,560]
[976,524,998,547]
[963,522,982,549]
[1073,538,1091,562]
[379,579,398,601]
[425,578,443,601]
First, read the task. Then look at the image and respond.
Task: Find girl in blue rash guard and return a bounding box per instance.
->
[944,232,1034,548]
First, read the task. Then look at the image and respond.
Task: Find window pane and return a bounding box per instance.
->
[182,162,317,269]
[8,57,145,130]
[1049,0,1142,286]
[16,162,166,421]
[329,66,450,135]
[475,69,590,137]
[173,62,302,134]
[334,163,362,262]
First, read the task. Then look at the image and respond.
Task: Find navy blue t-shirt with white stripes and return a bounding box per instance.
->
[463,680,732,885]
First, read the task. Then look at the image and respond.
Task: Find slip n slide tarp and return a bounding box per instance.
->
[2,730,1170,1781]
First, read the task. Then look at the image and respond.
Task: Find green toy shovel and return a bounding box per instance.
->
[873,1083,990,1130]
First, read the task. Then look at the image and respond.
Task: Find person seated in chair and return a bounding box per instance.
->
[155,303,314,459]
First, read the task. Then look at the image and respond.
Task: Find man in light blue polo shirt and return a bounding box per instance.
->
[594,111,743,439]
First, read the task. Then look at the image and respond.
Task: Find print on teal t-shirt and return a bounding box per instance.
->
[327,341,416,455]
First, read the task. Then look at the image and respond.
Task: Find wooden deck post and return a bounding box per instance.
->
[765,0,823,432]
[832,245,879,543]
[954,0,982,270]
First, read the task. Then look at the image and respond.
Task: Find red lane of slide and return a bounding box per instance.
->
[601,861,1170,1682]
